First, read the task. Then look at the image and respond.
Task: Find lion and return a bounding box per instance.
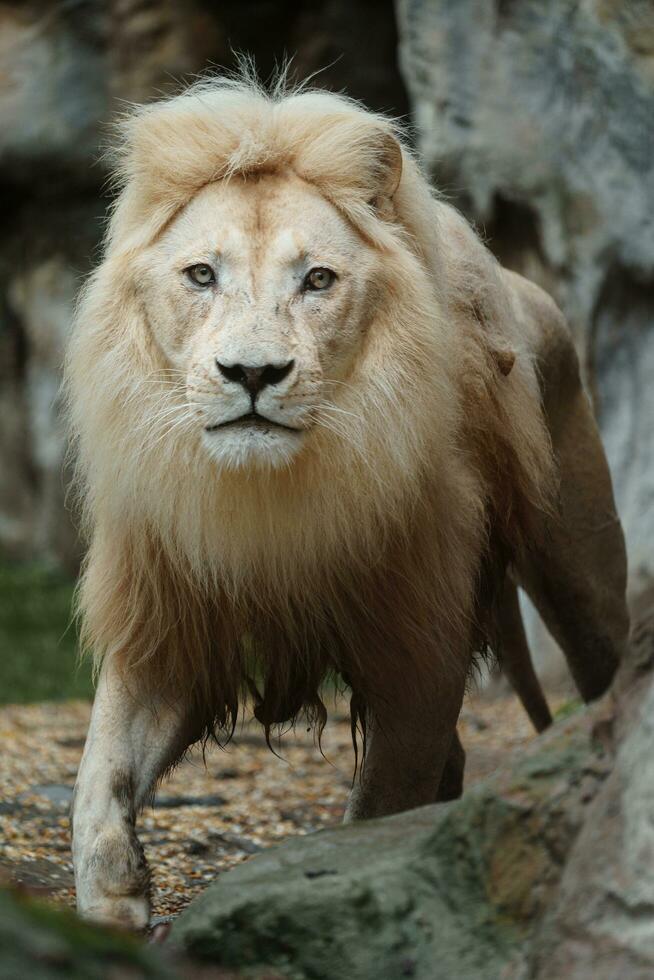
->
[66,73,629,929]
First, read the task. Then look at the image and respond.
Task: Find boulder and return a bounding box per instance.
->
[170,698,610,978]
[171,616,654,979]
[522,614,654,979]
[0,885,177,980]
[0,884,276,979]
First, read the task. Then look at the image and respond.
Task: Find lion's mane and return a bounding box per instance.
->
[66,73,555,742]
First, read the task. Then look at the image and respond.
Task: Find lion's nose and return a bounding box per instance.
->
[216,359,295,399]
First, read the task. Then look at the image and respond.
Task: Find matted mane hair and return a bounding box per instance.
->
[65,69,555,745]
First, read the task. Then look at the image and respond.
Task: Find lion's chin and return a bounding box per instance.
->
[201,425,305,471]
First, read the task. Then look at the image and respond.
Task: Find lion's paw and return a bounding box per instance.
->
[75,827,151,930]
[79,893,150,931]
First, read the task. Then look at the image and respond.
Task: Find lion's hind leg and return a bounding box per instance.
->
[497,578,552,732]
[516,383,629,703]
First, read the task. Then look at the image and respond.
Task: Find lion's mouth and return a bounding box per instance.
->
[204,412,302,434]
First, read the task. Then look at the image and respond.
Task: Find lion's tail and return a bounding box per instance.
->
[497,577,552,733]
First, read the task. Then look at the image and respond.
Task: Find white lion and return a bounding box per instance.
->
[66,74,629,928]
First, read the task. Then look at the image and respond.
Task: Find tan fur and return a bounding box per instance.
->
[67,74,553,744]
[65,74,558,740]
[67,72,632,930]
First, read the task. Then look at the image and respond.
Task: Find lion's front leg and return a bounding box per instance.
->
[344,666,468,821]
[72,660,193,929]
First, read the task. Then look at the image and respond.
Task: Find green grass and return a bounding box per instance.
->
[0,561,92,704]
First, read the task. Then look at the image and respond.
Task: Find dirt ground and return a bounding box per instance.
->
[0,690,552,921]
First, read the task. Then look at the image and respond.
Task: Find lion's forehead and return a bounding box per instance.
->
[169,175,359,275]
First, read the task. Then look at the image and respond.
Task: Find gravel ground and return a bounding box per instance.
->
[0,691,543,920]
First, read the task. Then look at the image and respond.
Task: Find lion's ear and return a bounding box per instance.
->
[367,131,403,207]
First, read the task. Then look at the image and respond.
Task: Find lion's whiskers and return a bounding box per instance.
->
[315,403,362,423]
[134,403,199,459]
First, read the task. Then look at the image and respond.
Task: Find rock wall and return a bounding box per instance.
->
[396,0,654,601]
[0,0,407,569]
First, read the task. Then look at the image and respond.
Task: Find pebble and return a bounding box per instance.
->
[154,793,228,809]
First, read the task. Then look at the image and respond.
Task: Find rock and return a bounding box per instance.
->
[0,802,21,816]
[169,615,654,980]
[170,703,611,980]
[154,794,227,809]
[108,0,222,103]
[0,857,75,898]
[207,832,263,855]
[215,767,240,780]
[0,3,107,181]
[522,615,654,979]
[0,885,177,979]
[396,0,654,602]
[26,784,75,807]
[1,207,103,570]
[0,885,278,979]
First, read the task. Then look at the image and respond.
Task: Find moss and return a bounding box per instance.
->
[552,699,583,721]
[0,560,92,704]
[513,731,587,781]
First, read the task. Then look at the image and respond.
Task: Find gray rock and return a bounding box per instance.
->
[523,621,654,978]
[154,794,227,809]
[0,857,75,896]
[4,257,87,568]
[0,884,270,979]
[0,885,176,980]
[171,705,611,980]
[170,617,654,980]
[25,783,74,807]
[396,0,654,600]
[0,3,107,177]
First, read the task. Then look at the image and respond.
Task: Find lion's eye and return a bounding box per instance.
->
[185,264,216,287]
[303,267,336,292]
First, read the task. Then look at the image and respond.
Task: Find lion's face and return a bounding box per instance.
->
[138,173,384,469]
